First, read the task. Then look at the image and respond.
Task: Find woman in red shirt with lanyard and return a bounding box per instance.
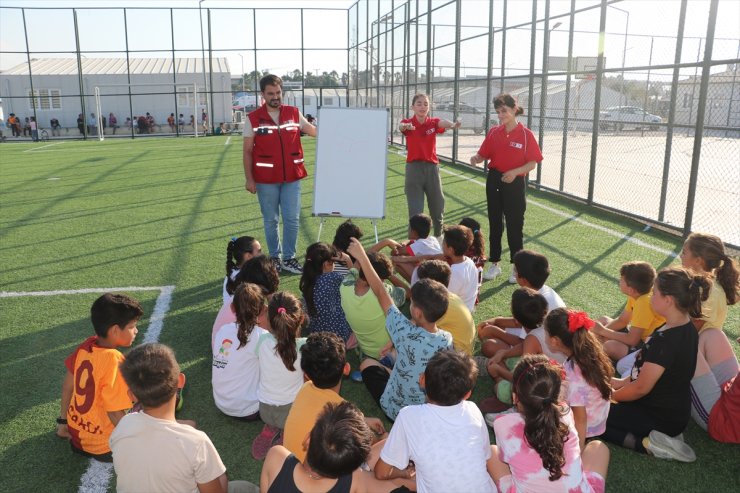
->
[400,94,461,238]
[470,94,543,284]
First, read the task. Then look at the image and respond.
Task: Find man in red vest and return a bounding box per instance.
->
[243,74,316,274]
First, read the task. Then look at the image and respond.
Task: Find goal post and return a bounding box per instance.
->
[93,82,199,141]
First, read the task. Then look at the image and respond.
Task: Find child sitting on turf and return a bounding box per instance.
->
[416,260,475,355]
[340,252,407,373]
[374,213,441,282]
[333,219,364,278]
[300,242,354,343]
[212,283,268,421]
[212,255,279,346]
[252,292,307,460]
[592,261,665,372]
[264,402,400,493]
[375,350,496,492]
[57,293,142,462]
[460,217,486,305]
[347,238,452,421]
[439,224,479,311]
[604,267,709,461]
[489,354,610,493]
[112,343,255,493]
[284,332,386,464]
[223,235,262,303]
[544,308,614,450]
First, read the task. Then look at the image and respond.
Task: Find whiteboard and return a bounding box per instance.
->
[312,107,388,219]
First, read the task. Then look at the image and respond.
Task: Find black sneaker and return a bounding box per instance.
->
[282,257,303,274]
[270,257,282,274]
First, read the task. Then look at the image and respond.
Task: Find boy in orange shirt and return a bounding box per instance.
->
[56,293,143,461]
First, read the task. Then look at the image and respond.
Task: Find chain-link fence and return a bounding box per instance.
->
[349,0,740,246]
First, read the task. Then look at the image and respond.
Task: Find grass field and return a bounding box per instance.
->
[1,136,738,492]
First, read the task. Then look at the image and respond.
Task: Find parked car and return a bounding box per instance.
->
[599,106,662,130]
[434,102,488,134]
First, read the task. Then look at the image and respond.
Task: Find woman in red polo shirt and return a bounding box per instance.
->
[470,94,543,284]
[400,94,461,237]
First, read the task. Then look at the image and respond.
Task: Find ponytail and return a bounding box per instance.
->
[232,283,265,349]
[544,308,613,400]
[267,292,303,371]
[299,242,336,317]
[225,236,259,295]
[459,217,485,258]
[655,266,711,318]
[512,355,569,481]
[685,232,739,305]
[715,254,740,305]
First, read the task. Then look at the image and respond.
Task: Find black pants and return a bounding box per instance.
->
[486,169,526,263]
[601,401,687,453]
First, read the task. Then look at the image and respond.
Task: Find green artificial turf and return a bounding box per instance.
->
[0,136,738,492]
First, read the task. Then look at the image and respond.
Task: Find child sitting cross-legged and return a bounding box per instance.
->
[489,354,610,493]
[112,343,256,493]
[415,259,476,356]
[347,237,452,421]
[57,293,143,462]
[438,224,479,312]
[373,213,442,283]
[223,235,262,304]
[283,331,386,464]
[375,350,497,493]
[544,308,614,450]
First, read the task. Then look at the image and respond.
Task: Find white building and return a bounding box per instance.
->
[0,57,231,132]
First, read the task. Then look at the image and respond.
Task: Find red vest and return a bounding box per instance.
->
[248,105,306,184]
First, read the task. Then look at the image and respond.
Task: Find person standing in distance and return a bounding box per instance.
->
[470,94,542,284]
[243,74,317,274]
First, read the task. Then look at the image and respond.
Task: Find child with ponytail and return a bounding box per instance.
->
[680,232,740,431]
[300,242,354,343]
[460,217,486,306]
[223,236,262,303]
[604,266,711,461]
[211,283,267,421]
[545,308,614,450]
[489,354,610,493]
[252,292,307,460]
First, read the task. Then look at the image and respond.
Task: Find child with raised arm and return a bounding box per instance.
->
[400,93,461,237]
[347,238,452,421]
[544,308,614,450]
[592,262,665,371]
[112,343,255,493]
[375,351,496,493]
[490,355,610,493]
[604,267,710,461]
[57,293,142,462]
[252,292,307,460]
[212,283,268,421]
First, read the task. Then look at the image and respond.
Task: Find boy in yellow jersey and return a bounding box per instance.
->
[56,293,142,461]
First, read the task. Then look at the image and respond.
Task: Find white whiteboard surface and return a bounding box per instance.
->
[313,107,388,219]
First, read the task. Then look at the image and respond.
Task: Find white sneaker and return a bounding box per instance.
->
[508,265,518,284]
[643,430,696,462]
[484,407,516,428]
[483,263,501,281]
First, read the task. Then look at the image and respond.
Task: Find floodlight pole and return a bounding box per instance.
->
[199,0,208,133]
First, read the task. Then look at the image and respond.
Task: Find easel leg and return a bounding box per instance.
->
[371,220,379,244]
[317,217,325,242]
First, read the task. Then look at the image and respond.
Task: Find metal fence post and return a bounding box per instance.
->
[559,0,576,192]
[587,0,608,205]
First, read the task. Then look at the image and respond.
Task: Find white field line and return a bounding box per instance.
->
[439,166,678,258]
[23,141,66,152]
[0,285,175,493]
[225,136,232,146]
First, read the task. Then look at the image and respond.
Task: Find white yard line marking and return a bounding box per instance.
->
[23,141,65,152]
[1,285,175,492]
[225,136,232,146]
[439,166,678,257]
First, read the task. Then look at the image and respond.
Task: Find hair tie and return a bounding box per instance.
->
[567,311,595,333]
[277,307,286,314]
[473,229,479,234]
[689,279,699,290]
[230,236,237,242]
[542,396,554,405]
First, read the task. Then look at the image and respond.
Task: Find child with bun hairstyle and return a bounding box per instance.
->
[332,219,364,278]
[489,354,610,493]
[223,236,262,303]
[400,93,461,237]
[545,308,614,450]
[211,283,268,421]
[460,217,486,305]
[252,292,307,460]
[604,267,711,461]
[680,233,740,430]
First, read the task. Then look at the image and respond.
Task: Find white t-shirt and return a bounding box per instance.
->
[222,269,240,304]
[409,237,443,285]
[448,257,479,312]
[212,322,267,417]
[256,332,306,406]
[539,284,565,312]
[380,400,495,493]
[110,412,226,493]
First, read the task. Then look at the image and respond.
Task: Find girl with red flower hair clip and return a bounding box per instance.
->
[545,308,614,451]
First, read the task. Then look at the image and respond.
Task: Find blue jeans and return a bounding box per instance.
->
[255,180,301,260]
